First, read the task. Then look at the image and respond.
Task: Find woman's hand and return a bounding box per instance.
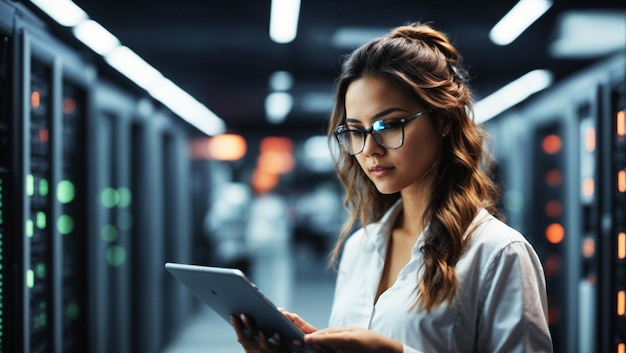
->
[231,314,287,353]
[278,308,317,334]
[230,310,318,353]
[304,327,403,353]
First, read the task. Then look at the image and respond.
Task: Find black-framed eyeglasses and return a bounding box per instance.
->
[334,108,433,156]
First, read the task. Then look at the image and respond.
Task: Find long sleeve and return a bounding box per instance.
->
[476,241,553,353]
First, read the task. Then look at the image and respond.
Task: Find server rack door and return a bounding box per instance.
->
[28,53,57,353]
[598,75,626,353]
[161,130,193,343]
[90,110,132,353]
[576,102,600,353]
[130,120,164,353]
[0,25,15,353]
[532,122,568,352]
[58,80,88,353]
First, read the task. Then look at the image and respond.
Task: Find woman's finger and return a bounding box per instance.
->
[240,314,260,339]
[281,311,317,334]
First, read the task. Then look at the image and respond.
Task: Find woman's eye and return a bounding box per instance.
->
[349,130,362,137]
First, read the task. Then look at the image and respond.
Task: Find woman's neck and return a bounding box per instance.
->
[397,187,431,237]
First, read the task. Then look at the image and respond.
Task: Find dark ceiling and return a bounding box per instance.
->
[71,0,625,137]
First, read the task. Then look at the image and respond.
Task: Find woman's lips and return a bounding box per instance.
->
[370,165,393,178]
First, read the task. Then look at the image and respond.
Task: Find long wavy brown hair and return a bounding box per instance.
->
[327,22,502,312]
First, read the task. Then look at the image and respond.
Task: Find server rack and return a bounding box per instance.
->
[485,53,626,353]
[0,3,95,351]
[1,1,207,352]
[598,67,626,353]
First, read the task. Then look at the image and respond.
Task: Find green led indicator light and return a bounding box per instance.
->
[118,211,133,231]
[67,301,80,320]
[26,269,34,288]
[36,212,46,229]
[36,263,46,279]
[26,220,34,237]
[101,225,118,242]
[39,178,48,196]
[118,187,132,207]
[106,246,126,266]
[101,188,120,208]
[57,180,75,204]
[26,174,34,196]
[57,215,74,235]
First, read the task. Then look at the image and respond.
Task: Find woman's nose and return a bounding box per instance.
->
[361,132,384,156]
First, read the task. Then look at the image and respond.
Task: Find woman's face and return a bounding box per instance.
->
[344,75,442,195]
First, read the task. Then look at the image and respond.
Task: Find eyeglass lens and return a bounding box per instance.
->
[336,120,404,155]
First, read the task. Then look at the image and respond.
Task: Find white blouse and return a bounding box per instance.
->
[328,200,553,353]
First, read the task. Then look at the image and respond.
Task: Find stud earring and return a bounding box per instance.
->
[442,133,446,137]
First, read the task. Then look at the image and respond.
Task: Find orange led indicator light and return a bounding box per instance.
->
[618,343,625,353]
[619,170,626,193]
[545,169,563,187]
[619,232,626,260]
[618,290,625,316]
[63,97,77,114]
[39,128,49,143]
[541,134,562,155]
[582,238,595,258]
[585,127,595,151]
[31,91,41,108]
[617,110,625,137]
[546,223,564,244]
[582,178,594,197]
[544,200,562,218]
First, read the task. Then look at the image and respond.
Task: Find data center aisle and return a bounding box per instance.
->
[160,250,337,353]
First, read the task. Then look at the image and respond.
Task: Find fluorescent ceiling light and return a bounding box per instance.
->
[269,0,301,43]
[332,27,388,48]
[73,20,120,55]
[269,71,294,91]
[490,0,552,46]
[30,0,88,27]
[105,46,163,92]
[265,92,293,124]
[150,78,226,136]
[33,0,226,136]
[549,10,626,58]
[475,69,553,123]
[107,49,226,136]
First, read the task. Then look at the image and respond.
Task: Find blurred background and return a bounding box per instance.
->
[0,0,625,352]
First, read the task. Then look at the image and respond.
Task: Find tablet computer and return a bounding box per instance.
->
[165,262,331,353]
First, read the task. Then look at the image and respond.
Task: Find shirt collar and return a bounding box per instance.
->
[362,199,403,257]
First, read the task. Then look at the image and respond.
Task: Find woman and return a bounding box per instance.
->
[232,22,553,353]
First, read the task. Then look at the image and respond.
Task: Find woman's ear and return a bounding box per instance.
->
[438,116,451,137]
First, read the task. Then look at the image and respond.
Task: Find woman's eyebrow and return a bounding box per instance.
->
[345,107,409,124]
